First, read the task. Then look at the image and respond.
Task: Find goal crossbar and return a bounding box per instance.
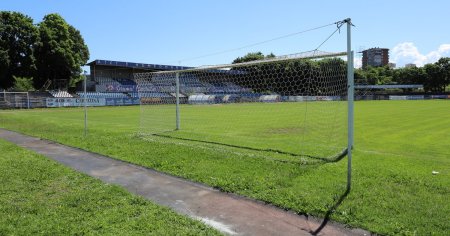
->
[136,51,347,76]
[134,18,354,190]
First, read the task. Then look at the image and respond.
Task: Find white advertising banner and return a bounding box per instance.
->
[46,98,106,107]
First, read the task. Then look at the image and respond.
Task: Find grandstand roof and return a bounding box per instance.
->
[87,59,246,75]
[87,60,193,71]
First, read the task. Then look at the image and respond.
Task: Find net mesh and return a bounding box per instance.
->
[0,92,29,109]
[134,51,348,160]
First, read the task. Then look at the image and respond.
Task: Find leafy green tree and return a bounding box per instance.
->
[11,76,35,91]
[231,52,346,95]
[35,13,89,88]
[363,66,393,85]
[0,11,39,89]
[266,52,276,59]
[424,62,448,92]
[354,68,368,85]
[435,57,450,88]
[232,52,275,64]
[392,66,426,93]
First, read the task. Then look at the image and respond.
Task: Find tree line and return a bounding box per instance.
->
[232,52,450,94]
[355,58,450,92]
[0,11,89,91]
[230,52,347,96]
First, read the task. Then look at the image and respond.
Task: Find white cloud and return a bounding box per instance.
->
[391,42,450,67]
[438,44,450,53]
[354,57,362,69]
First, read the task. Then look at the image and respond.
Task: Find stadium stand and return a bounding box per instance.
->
[94,77,137,92]
[85,59,259,103]
[50,90,73,98]
[130,92,172,98]
[179,74,211,95]
[77,92,129,99]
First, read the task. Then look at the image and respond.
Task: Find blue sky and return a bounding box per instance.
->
[2,0,449,70]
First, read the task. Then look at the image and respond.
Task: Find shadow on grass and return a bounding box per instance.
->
[311,187,350,235]
[149,132,348,164]
[135,131,353,233]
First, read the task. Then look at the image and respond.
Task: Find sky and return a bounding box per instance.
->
[1,0,449,71]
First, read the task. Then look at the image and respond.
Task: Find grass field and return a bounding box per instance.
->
[142,101,347,159]
[0,100,449,235]
[0,139,220,235]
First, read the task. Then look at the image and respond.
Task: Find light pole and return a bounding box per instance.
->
[83,70,88,137]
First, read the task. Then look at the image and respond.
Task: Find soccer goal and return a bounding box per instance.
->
[0,91,30,109]
[135,19,354,187]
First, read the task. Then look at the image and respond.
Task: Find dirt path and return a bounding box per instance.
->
[0,129,370,236]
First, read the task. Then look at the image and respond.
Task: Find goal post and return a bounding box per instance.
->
[0,91,30,109]
[346,18,354,190]
[135,51,349,158]
[135,18,354,188]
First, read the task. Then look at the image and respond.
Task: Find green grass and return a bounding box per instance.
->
[0,139,221,235]
[142,101,347,159]
[0,100,449,235]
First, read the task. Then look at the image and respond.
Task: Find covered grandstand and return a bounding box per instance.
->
[84,59,262,106]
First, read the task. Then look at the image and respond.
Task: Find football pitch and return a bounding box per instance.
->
[0,100,449,235]
[141,101,348,160]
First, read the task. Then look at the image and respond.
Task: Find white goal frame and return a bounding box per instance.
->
[0,91,30,109]
[136,18,355,189]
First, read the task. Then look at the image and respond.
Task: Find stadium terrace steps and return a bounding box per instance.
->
[77,92,129,99]
[93,75,249,96]
[50,90,73,98]
[0,128,370,236]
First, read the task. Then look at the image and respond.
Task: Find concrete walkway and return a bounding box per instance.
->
[0,129,370,236]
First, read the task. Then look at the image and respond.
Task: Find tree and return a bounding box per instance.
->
[35,13,89,89]
[424,63,447,92]
[11,76,35,91]
[392,66,426,92]
[355,66,384,85]
[232,52,274,64]
[266,52,276,59]
[0,11,39,89]
[435,57,450,89]
[354,68,368,85]
[231,52,346,96]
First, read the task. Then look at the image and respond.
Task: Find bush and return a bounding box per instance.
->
[12,76,35,91]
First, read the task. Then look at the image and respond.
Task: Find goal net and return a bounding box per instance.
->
[135,51,349,160]
[0,92,30,109]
